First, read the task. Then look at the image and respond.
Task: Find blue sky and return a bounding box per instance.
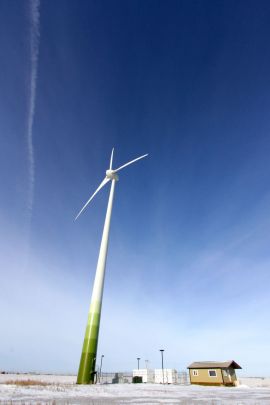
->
[1,0,270,376]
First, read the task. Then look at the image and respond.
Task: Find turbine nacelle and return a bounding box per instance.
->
[106,169,119,181]
[75,149,148,220]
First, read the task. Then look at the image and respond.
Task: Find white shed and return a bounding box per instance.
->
[154,369,178,384]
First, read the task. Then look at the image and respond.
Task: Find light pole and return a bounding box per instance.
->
[159,349,164,384]
[137,357,141,370]
[99,354,104,383]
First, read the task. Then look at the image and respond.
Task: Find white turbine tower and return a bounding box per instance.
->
[76,149,148,384]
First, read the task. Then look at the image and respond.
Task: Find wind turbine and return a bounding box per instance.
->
[75,149,148,384]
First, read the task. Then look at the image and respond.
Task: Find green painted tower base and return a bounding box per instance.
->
[77,352,97,384]
[77,302,101,384]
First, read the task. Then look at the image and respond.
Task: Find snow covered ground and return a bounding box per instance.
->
[1,374,270,404]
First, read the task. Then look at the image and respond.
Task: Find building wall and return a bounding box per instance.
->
[189,368,224,385]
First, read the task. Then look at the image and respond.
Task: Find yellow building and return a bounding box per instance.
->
[187,360,241,386]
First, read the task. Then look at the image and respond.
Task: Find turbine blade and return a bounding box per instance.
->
[109,148,114,170]
[75,177,110,220]
[113,153,148,173]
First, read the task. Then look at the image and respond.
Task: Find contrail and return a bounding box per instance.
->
[27,0,40,213]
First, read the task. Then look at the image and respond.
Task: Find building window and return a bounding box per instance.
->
[208,370,217,377]
[192,370,199,376]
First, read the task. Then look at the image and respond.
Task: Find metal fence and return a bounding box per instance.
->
[97,371,189,385]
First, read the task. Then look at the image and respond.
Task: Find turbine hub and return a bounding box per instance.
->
[106,170,119,181]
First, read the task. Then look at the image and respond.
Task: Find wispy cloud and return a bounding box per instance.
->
[27,0,40,214]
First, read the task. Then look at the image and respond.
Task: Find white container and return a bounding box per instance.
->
[133,369,155,383]
[154,369,178,384]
